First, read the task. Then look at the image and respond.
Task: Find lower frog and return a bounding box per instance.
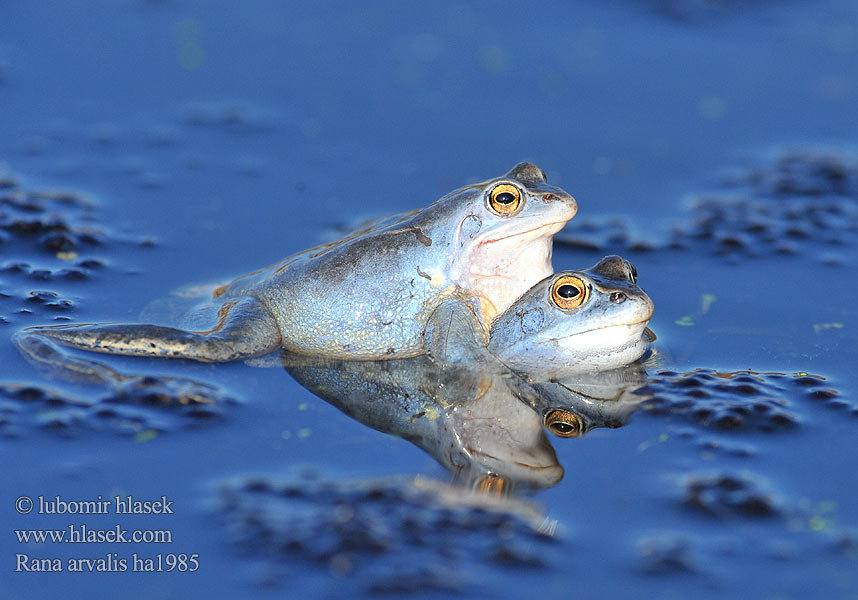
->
[426,255,655,379]
[16,163,576,362]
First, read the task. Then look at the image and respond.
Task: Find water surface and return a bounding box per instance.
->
[2,1,857,598]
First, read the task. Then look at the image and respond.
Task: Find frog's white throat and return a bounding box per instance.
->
[454,220,563,326]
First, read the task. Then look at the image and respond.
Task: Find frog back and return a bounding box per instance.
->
[255,211,456,359]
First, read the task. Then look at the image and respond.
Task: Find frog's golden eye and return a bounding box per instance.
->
[488,183,522,215]
[544,409,584,438]
[551,275,588,309]
[628,262,638,284]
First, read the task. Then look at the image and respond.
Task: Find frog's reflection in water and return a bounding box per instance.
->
[282,351,652,496]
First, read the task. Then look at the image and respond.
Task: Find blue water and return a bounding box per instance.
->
[2,1,857,598]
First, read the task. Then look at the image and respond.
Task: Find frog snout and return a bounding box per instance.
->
[538,189,577,218]
[554,192,578,218]
[638,293,655,320]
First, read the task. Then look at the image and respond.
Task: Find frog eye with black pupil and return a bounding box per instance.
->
[551,275,588,309]
[544,409,584,438]
[488,183,522,215]
[629,263,638,284]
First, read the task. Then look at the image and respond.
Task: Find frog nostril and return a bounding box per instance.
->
[542,193,554,203]
[610,292,627,304]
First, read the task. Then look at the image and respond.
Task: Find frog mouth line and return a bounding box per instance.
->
[479,220,568,245]
[539,318,653,345]
[466,446,556,471]
[553,381,632,404]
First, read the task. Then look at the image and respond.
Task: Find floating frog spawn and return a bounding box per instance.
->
[16,163,577,362]
[639,369,809,432]
[0,174,102,261]
[667,149,858,261]
[0,171,152,277]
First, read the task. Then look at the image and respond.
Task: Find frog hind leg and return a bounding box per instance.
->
[16,296,282,363]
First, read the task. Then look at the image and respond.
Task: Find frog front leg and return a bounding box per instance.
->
[15,296,282,363]
[423,296,543,408]
[423,296,491,367]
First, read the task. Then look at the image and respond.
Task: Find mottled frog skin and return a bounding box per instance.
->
[18,163,576,362]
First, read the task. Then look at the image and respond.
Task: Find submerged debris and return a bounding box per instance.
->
[645,0,785,23]
[637,534,697,574]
